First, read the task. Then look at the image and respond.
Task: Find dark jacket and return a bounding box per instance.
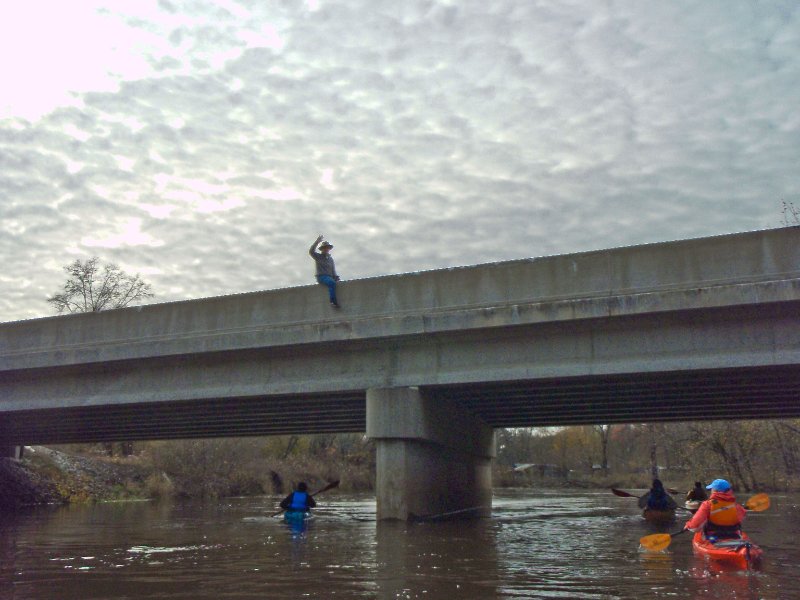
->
[309,242,338,279]
[686,485,708,502]
[638,481,678,510]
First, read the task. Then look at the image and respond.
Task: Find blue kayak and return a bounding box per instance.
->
[283,510,312,524]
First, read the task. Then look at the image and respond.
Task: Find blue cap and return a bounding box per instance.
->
[706,478,731,492]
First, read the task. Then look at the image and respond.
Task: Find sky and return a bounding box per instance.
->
[1,0,798,322]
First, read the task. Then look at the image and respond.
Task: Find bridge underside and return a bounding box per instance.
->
[1,391,367,445]
[426,363,800,427]
[3,363,799,445]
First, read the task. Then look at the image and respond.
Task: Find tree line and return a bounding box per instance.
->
[59,418,800,500]
[496,419,800,492]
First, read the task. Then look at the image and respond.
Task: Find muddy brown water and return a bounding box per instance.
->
[1,489,798,599]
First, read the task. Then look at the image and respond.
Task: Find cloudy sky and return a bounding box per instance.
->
[1,1,798,322]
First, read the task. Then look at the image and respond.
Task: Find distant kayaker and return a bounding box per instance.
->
[280,481,317,514]
[638,479,678,511]
[686,481,708,502]
[683,478,746,540]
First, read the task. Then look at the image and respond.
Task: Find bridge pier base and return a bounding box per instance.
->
[367,387,495,521]
[0,445,22,460]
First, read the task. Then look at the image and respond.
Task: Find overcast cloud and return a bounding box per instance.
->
[1,0,798,322]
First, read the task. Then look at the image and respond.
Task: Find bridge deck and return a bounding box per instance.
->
[1,227,799,444]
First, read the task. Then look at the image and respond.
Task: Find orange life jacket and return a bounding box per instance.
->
[708,497,741,526]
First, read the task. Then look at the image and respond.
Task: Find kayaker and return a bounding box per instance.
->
[686,481,708,502]
[638,479,677,511]
[280,481,317,514]
[683,478,746,541]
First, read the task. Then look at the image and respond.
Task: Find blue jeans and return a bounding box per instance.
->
[316,275,338,304]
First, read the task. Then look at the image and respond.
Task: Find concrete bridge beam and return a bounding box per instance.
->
[366,387,495,521]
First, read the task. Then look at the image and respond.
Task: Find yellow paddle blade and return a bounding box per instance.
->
[639,533,672,552]
[745,493,770,512]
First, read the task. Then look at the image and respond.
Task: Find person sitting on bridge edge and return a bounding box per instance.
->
[638,478,677,511]
[280,481,317,514]
[309,234,340,307]
[684,478,746,541]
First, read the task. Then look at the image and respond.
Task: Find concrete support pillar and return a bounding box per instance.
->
[366,387,495,521]
[0,445,22,460]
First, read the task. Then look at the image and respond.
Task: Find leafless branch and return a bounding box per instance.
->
[47,257,154,313]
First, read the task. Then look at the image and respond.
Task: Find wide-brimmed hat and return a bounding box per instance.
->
[706,478,731,492]
[319,241,333,249]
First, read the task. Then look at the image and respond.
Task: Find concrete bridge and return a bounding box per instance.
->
[2,227,800,519]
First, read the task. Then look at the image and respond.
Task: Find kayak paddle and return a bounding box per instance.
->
[271,479,341,517]
[743,493,770,512]
[409,505,485,522]
[310,479,341,497]
[639,493,771,552]
[611,487,681,497]
[610,488,691,511]
[639,528,689,552]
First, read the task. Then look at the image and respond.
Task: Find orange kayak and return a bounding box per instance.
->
[692,531,763,570]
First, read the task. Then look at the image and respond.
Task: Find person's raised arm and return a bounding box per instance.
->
[309,234,324,257]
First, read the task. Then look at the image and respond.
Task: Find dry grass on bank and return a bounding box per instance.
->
[135,438,375,500]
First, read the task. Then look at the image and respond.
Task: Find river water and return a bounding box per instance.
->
[1,489,798,599]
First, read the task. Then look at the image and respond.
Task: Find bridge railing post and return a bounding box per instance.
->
[366,386,495,521]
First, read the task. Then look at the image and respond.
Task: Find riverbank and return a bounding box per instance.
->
[3,445,795,511]
[0,445,373,510]
[0,455,62,509]
[0,446,151,509]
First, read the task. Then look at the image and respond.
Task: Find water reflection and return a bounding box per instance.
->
[375,519,499,599]
[687,558,771,599]
[0,513,21,600]
[282,511,313,536]
[638,551,674,586]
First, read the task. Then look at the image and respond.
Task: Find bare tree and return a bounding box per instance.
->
[781,201,799,226]
[47,257,153,456]
[646,424,661,479]
[594,424,613,474]
[47,257,154,313]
